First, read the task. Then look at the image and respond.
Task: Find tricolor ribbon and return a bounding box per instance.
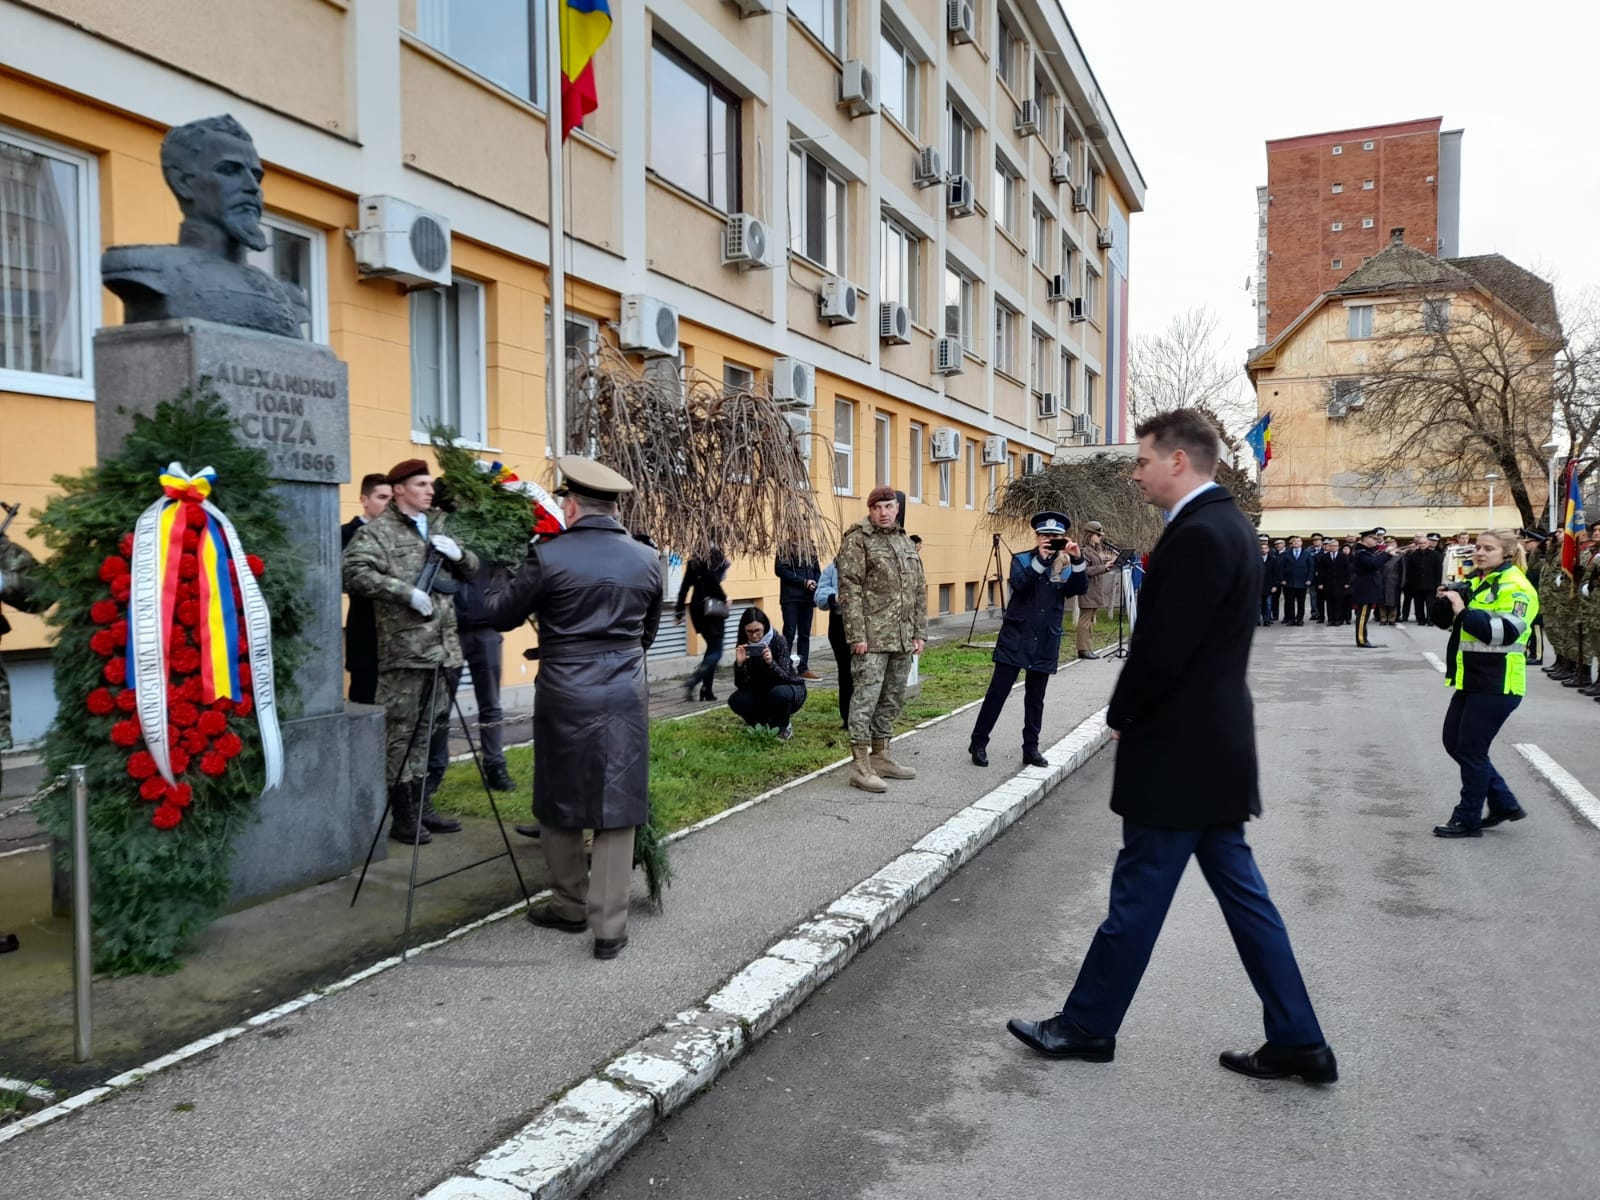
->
[128,463,283,791]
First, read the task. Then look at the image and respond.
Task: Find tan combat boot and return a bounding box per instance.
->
[849,743,887,793]
[870,737,917,780]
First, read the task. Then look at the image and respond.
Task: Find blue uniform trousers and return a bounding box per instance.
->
[1061,820,1325,1047]
[1443,690,1522,828]
[968,663,1049,755]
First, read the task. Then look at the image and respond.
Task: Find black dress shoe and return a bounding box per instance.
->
[526,902,587,933]
[1480,807,1528,828]
[0,933,18,954]
[485,766,517,792]
[1006,1015,1114,1062]
[969,747,989,767]
[514,822,542,839]
[1022,750,1050,768]
[1432,820,1482,838]
[1219,1042,1337,1083]
[594,935,629,960]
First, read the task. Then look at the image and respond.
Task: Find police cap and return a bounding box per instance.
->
[1359,527,1383,539]
[1427,532,1442,542]
[1519,527,1550,543]
[556,455,634,501]
[1031,511,1070,535]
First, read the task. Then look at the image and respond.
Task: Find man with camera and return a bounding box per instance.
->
[343,459,478,843]
[967,512,1087,768]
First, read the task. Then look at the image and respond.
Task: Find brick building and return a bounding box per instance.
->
[1255,118,1461,345]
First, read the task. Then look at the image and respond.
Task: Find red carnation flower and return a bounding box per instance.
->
[171,646,201,675]
[182,529,201,553]
[111,575,131,602]
[140,776,168,802]
[177,600,201,628]
[104,658,128,685]
[169,625,191,650]
[127,750,156,780]
[180,675,205,702]
[90,599,119,625]
[109,619,128,644]
[110,718,142,748]
[169,782,193,808]
[233,695,254,718]
[246,554,264,578]
[198,709,228,737]
[238,664,253,688]
[183,728,209,754]
[116,688,138,713]
[178,580,199,602]
[169,747,191,775]
[86,688,115,717]
[98,555,129,582]
[178,554,199,580]
[210,696,234,715]
[89,629,117,657]
[200,751,227,777]
[151,803,182,830]
[217,731,244,759]
[237,634,249,654]
[118,532,135,558]
[170,701,200,729]
[187,503,209,529]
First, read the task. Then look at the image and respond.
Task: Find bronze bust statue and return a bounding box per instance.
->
[102,115,311,339]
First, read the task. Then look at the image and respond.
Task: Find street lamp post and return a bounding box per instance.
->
[1542,437,1563,533]
[1485,470,1499,529]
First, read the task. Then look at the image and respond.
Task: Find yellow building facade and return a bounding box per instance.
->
[0,0,1142,738]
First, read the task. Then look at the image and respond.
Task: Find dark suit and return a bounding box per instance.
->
[341,515,378,704]
[1279,548,1314,625]
[1352,546,1392,646]
[1056,485,1325,1048]
[1257,551,1281,626]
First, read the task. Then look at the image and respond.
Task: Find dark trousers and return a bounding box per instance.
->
[690,616,725,694]
[347,641,377,705]
[1328,593,1351,626]
[1061,820,1325,1047]
[729,683,807,730]
[1270,590,1282,621]
[1284,587,1306,624]
[1310,586,1324,621]
[827,606,853,724]
[1258,594,1275,625]
[968,663,1049,754]
[1355,603,1379,645]
[1401,590,1430,625]
[779,599,813,671]
[1443,690,1523,827]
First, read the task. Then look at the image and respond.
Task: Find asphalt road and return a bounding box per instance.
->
[591,622,1600,1200]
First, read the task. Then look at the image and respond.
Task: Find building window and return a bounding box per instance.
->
[880,214,920,318]
[1031,201,1051,266]
[938,459,951,506]
[1332,144,1343,155]
[1029,327,1050,395]
[947,102,975,180]
[1362,140,1374,150]
[789,146,845,272]
[1363,179,1375,190]
[790,0,844,56]
[413,278,486,445]
[1423,298,1450,333]
[1084,268,1100,323]
[544,308,599,455]
[908,422,924,502]
[965,581,978,611]
[1361,217,1374,229]
[1060,235,1074,291]
[416,0,545,107]
[874,411,892,487]
[879,27,918,134]
[1331,221,1343,232]
[938,583,952,614]
[651,42,741,212]
[993,157,1019,237]
[1033,70,1052,126]
[1089,167,1103,217]
[723,361,755,392]
[1085,370,1098,431]
[1331,182,1343,194]
[1331,258,1343,270]
[248,215,326,342]
[965,439,977,509]
[994,302,1017,376]
[833,398,855,494]
[1347,305,1373,338]
[1060,350,1075,411]
[944,264,975,350]
[996,15,1023,92]
[0,125,97,399]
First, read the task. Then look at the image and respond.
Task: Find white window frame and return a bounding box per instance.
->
[1029,326,1050,395]
[987,463,1000,512]
[965,439,977,509]
[938,459,951,507]
[789,144,846,273]
[723,361,755,391]
[1060,234,1074,292]
[833,397,855,495]
[1083,268,1100,324]
[947,101,975,180]
[1331,221,1343,232]
[879,25,919,136]
[1060,349,1075,412]
[1331,258,1343,270]
[412,277,487,447]
[1084,370,1098,433]
[880,213,920,318]
[1332,144,1343,156]
[1363,178,1375,190]
[544,307,600,456]
[994,156,1020,238]
[255,212,329,343]
[791,0,845,57]
[994,301,1018,377]
[1361,217,1375,229]
[1347,304,1374,339]
[1031,201,1050,266]
[945,263,976,351]
[908,422,925,503]
[1331,182,1343,194]
[1362,140,1374,151]
[0,123,99,401]
[874,411,892,488]
[996,14,1023,93]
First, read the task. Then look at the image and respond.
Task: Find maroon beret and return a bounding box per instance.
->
[866,486,898,507]
[387,458,430,485]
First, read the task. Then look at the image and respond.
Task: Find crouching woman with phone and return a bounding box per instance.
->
[728,606,807,740]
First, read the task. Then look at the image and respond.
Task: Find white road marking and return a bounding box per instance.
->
[1422,652,1446,673]
[1514,744,1600,832]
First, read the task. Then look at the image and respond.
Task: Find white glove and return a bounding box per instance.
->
[408,587,434,617]
[429,534,463,562]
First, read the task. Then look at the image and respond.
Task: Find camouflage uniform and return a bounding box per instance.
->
[1539,552,1575,667]
[837,515,926,743]
[1581,547,1600,676]
[342,507,479,785]
[0,535,47,788]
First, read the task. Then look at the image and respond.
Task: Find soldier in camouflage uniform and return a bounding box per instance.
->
[343,459,479,843]
[1,530,46,954]
[837,486,927,792]
[1578,542,1600,697]
[1540,544,1576,682]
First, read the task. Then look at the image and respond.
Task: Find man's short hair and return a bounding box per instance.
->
[569,491,618,518]
[1133,408,1220,475]
[160,114,255,209]
[359,473,390,496]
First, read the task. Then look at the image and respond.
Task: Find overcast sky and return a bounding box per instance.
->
[1064,0,1600,372]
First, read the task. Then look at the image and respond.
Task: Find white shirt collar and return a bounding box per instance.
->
[1166,480,1219,524]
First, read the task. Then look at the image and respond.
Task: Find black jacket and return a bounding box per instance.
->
[676,556,730,635]
[993,550,1088,674]
[1405,547,1443,593]
[733,631,805,691]
[1327,549,1354,592]
[341,515,376,670]
[774,555,821,605]
[1353,547,1392,606]
[1258,552,1282,595]
[1107,485,1261,828]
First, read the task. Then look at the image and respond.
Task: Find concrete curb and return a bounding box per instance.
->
[417,707,1111,1200]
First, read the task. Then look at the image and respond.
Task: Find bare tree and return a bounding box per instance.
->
[1551,286,1600,490]
[1129,305,1254,433]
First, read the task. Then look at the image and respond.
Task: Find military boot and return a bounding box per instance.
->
[870,737,917,780]
[419,778,462,833]
[1548,657,1574,680]
[848,744,887,793]
[388,782,432,845]
[1562,664,1594,688]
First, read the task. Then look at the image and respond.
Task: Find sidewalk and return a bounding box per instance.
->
[0,653,1118,1199]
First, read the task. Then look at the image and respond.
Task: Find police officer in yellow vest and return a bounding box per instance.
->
[1428,529,1539,838]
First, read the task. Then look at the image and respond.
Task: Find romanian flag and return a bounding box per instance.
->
[561,0,612,140]
[1559,460,1586,574]
[1245,412,1273,470]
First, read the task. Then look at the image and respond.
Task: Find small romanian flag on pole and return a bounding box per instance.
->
[1245,412,1273,470]
[1560,460,1586,575]
[561,0,613,141]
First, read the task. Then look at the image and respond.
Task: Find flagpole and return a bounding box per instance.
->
[546,0,567,459]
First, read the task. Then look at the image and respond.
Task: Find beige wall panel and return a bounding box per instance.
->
[947,40,988,103]
[993,376,1026,428]
[881,328,935,388]
[944,366,984,412]
[995,236,1027,295]
[646,181,771,318]
[786,26,869,163]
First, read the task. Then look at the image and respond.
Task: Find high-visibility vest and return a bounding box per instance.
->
[1449,565,1539,696]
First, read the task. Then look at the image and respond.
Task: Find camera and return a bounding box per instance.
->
[1047,537,1069,551]
[1441,581,1474,600]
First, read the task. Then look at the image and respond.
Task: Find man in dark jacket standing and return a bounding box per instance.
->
[966,512,1087,768]
[774,553,822,679]
[1403,534,1443,626]
[1307,534,1326,621]
[341,473,392,704]
[1257,535,1280,626]
[1007,407,1335,1085]
[1279,535,1314,626]
[482,457,662,960]
[1352,527,1392,647]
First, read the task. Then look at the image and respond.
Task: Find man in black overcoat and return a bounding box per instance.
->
[1403,534,1444,626]
[1007,408,1336,1085]
[1256,535,1280,626]
[1352,527,1392,647]
[341,472,392,704]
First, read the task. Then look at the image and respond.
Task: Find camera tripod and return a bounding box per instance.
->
[963,533,1011,649]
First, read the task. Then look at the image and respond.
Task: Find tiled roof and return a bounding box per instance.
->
[1332,244,1473,296]
[1331,244,1560,334]
[1447,254,1560,332]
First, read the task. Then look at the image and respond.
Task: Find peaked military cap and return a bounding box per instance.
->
[1359,527,1384,538]
[1426,532,1442,542]
[1031,511,1070,535]
[556,455,634,501]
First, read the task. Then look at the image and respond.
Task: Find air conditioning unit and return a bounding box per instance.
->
[1068,297,1087,322]
[933,335,964,375]
[353,195,452,287]
[785,410,812,459]
[1085,422,1101,443]
[723,213,770,268]
[1015,100,1039,136]
[930,427,960,461]
[879,302,911,345]
[771,356,815,407]
[1050,153,1071,184]
[818,277,860,325]
[947,0,976,44]
[727,0,772,15]
[1022,452,1046,475]
[619,294,680,357]
[839,60,877,116]
[913,146,944,189]
[1046,275,1067,302]
[1037,391,1059,418]
[1069,413,1090,436]
[948,174,974,216]
[1096,227,1114,250]
[1072,186,1089,212]
[982,435,1008,465]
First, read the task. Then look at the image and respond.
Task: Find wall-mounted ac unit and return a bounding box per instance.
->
[948,174,974,216]
[947,0,976,44]
[772,356,815,407]
[1072,186,1089,212]
[1037,391,1059,418]
[1046,275,1067,302]
[1015,100,1039,136]
[785,410,812,459]
[933,335,964,375]
[1096,226,1114,249]
[727,0,772,15]
[913,146,944,189]
[879,302,911,345]
[930,427,961,461]
[1068,297,1087,322]
[1022,452,1046,475]
[619,294,679,356]
[1085,421,1101,443]
[1069,413,1090,436]
[839,60,877,116]
[818,277,859,325]
[1050,153,1071,184]
[982,435,1008,465]
[354,195,452,287]
[723,213,770,268]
